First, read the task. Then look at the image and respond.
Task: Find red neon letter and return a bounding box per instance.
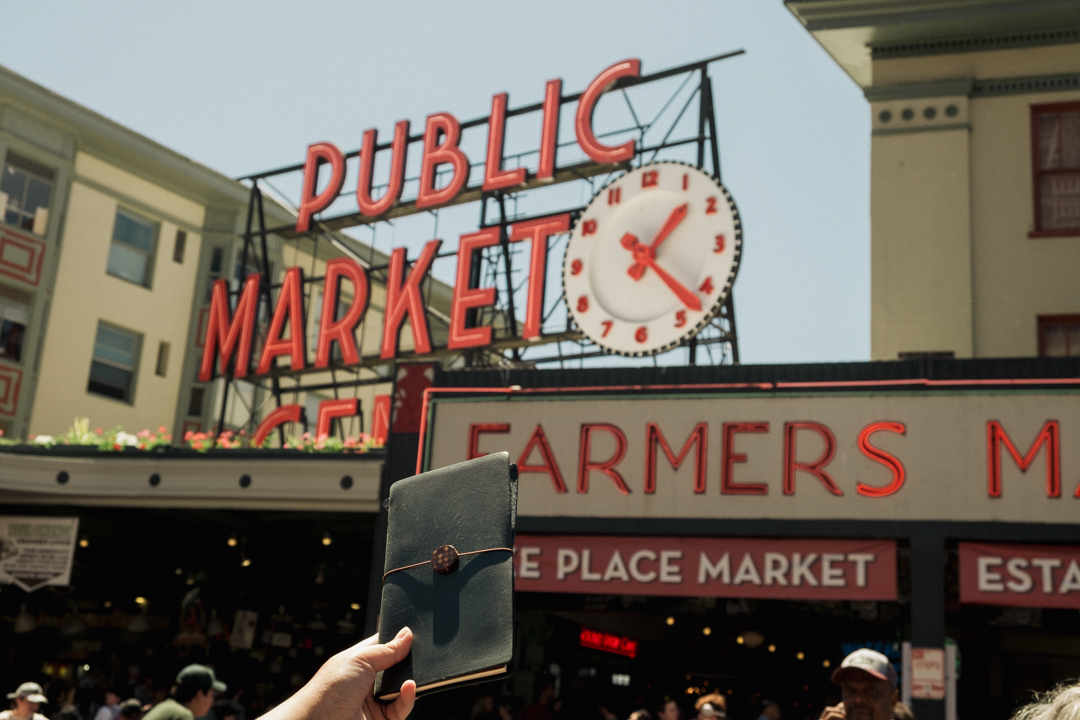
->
[509,213,571,340]
[253,404,302,447]
[986,420,1061,498]
[575,59,640,164]
[296,142,346,233]
[357,120,410,217]
[416,113,470,210]
[198,274,260,381]
[380,240,442,359]
[577,423,630,495]
[371,394,391,445]
[721,422,769,495]
[315,258,369,368]
[856,421,907,498]
[468,423,510,459]
[483,93,527,192]
[448,227,501,349]
[316,398,357,439]
[537,79,562,181]
[517,424,568,493]
[645,422,707,494]
[783,422,841,496]
[257,267,306,374]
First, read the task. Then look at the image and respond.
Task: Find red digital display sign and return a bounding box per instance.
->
[579,627,638,658]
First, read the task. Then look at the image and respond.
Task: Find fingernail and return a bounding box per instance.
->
[396,626,409,639]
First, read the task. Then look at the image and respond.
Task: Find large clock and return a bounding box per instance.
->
[562,161,742,356]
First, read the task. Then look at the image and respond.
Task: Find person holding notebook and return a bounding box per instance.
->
[260,627,416,720]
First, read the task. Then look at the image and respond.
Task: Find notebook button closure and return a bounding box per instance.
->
[431,545,459,574]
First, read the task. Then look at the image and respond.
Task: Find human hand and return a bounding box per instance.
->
[261,627,416,720]
[819,703,845,720]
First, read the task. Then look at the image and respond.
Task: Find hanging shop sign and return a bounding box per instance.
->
[959,542,1080,608]
[580,626,639,658]
[514,535,897,600]
[421,386,1080,523]
[0,515,78,592]
[199,58,742,382]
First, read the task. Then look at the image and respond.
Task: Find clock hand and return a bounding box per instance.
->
[620,233,702,311]
[628,203,688,281]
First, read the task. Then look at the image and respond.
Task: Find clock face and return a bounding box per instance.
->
[562,161,742,356]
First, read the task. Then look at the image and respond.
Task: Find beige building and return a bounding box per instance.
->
[787,0,1080,360]
[0,65,413,442]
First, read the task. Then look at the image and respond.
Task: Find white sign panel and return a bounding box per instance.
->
[910,647,946,700]
[424,389,1080,523]
[0,516,79,592]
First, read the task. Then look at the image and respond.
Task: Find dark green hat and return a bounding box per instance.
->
[176,664,226,693]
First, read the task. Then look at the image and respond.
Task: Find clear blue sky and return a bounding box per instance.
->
[0,0,870,365]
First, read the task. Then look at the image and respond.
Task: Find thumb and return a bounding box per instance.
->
[353,626,413,672]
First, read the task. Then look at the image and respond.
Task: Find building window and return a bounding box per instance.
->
[1032,102,1080,234]
[107,208,157,287]
[187,386,205,417]
[154,341,170,377]
[173,229,187,264]
[0,283,30,363]
[1038,315,1080,356]
[87,324,141,402]
[0,151,54,235]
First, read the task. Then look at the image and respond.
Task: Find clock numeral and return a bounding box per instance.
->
[570,258,583,276]
[607,188,621,205]
[635,326,648,343]
[675,310,687,328]
[705,197,718,214]
[682,174,689,191]
[577,295,589,313]
[642,170,659,188]
[601,320,613,338]
[699,277,714,295]
[582,219,597,236]
[714,234,726,253]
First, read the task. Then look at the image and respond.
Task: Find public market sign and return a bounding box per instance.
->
[0,516,78,592]
[515,535,896,600]
[422,386,1080,523]
[199,57,741,382]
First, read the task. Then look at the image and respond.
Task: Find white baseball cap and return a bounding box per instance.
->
[831,648,898,688]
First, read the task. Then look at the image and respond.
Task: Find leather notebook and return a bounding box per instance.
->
[375,452,518,701]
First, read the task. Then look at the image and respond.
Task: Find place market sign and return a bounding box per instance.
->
[200,55,742,387]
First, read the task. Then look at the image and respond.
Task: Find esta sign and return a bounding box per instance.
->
[199,58,741,386]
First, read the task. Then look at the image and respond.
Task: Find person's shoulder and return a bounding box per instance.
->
[142,700,194,720]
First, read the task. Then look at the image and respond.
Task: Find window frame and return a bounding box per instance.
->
[0,149,56,237]
[106,206,159,288]
[1030,100,1080,238]
[87,321,142,404]
[1037,314,1080,357]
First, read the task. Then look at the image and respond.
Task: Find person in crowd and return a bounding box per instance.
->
[695,694,727,720]
[654,696,680,720]
[818,649,898,720]
[497,696,519,720]
[210,701,241,720]
[1012,682,1080,720]
[92,690,122,720]
[141,666,226,720]
[756,699,780,720]
[524,683,557,720]
[629,710,654,720]
[117,700,142,720]
[891,702,913,720]
[2,683,49,720]
[473,695,498,720]
[53,706,82,720]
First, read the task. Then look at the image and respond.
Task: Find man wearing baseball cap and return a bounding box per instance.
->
[819,649,898,720]
[141,665,226,720]
[1,683,48,720]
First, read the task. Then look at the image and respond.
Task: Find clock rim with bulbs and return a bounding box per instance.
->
[561,160,742,357]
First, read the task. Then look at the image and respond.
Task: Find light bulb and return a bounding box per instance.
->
[736,636,744,644]
[665,616,674,626]
[78,538,89,548]
[702,627,711,636]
